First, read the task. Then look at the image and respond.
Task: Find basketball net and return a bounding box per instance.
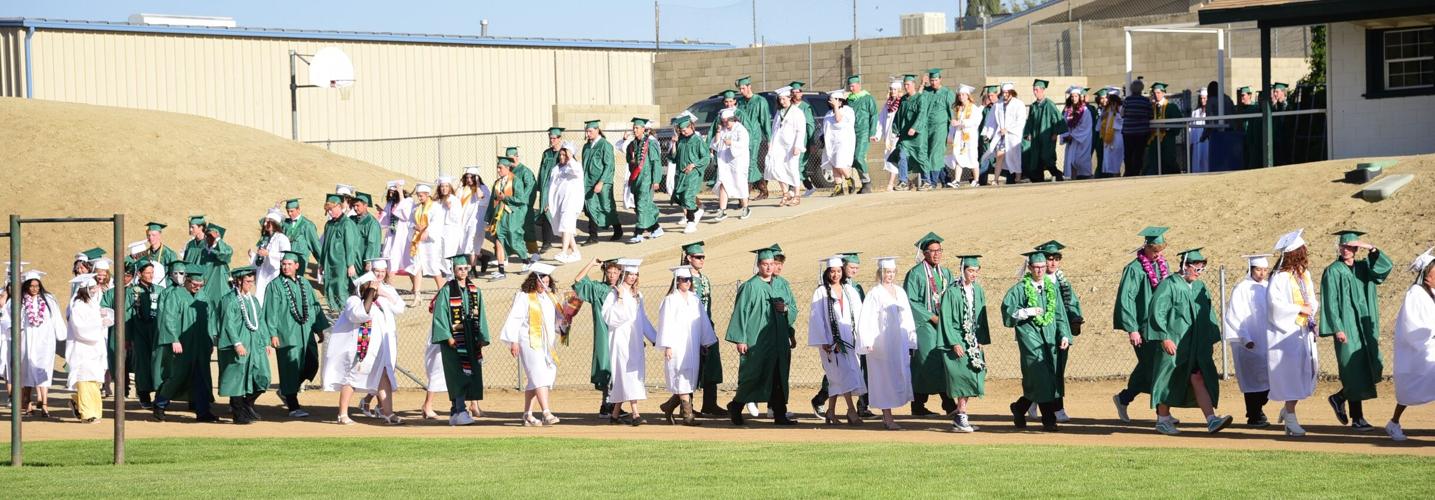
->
[332,80,353,101]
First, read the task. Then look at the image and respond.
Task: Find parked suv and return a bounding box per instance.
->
[654,91,834,189]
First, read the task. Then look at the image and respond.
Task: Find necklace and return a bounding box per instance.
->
[283,277,309,324]
[1022,275,1059,326]
[237,293,260,331]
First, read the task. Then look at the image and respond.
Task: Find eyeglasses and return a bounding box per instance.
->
[688,255,705,260]
[676,277,693,282]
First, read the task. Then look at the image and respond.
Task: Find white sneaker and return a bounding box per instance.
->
[712,211,729,222]
[1112,394,1131,423]
[449,412,475,426]
[683,222,696,234]
[1055,409,1071,423]
[746,402,759,417]
[739,207,752,220]
[1155,418,1180,435]
[567,251,581,263]
[694,208,704,224]
[952,413,976,433]
[1283,412,1306,437]
[651,227,664,238]
[627,235,646,244]
[1386,420,1408,441]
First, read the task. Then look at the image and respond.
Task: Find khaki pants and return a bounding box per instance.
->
[73,381,102,421]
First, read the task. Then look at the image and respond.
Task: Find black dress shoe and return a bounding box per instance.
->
[700,405,729,417]
[1010,402,1027,429]
[774,416,799,426]
[1042,422,1060,432]
[911,405,938,417]
[1328,394,1349,426]
[196,414,224,423]
[1247,414,1270,428]
[152,406,166,422]
[727,402,744,426]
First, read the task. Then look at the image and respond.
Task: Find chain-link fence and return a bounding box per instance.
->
[305,128,635,184]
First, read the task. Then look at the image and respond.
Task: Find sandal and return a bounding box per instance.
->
[542,413,561,426]
[382,413,406,426]
[336,415,355,425]
[422,411,441,420]
[847,409,863,426]
[883,420,902,431]
[359,395,376,418]
[522,414,543,427]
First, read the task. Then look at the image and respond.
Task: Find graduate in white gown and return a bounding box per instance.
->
[1060,85,1096,180]
[253,210,292,302]
[821,91,857,194]
[1265,230,1321,437]
[809,255,867,425]
[407,184,446,306]
[765,86,806,205]
[457,167,491,262]
[379,180,416,283]
[434,177,462,279]
[947,84,982,187]
[710,107,751,218]
[655,265,717,426]
[981,82,1027,183]
[1098,88,1125,178]
[65,274,112,422]
[1385,248,1435,441]
[353,258,407,424]
[601,258,658,425]
[4,270,66,417]
[323,272,401,425]
[546,142,586,263]
[500,263,562,427]
[856,257,917,430]
[1222,254,1274,427]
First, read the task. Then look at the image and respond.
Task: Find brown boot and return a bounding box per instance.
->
[660,395,680,425]
[680,399,701,426]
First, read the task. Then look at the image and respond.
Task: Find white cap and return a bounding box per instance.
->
[367,258,389,271]
[1000,82,1015,92]
[828,90,847,100]
[529,262,556,276]
[264,209,284,224]
[92,258,112,271]
[74,252,89,262]
[958,84,975,95]
[386,179,406,189]
[676,110,697,122]
[775,86,793,97]
[70,273,97,288]
[617,258,642,273]
[352,272,377,288]
[1275,229,1306,253]
[670,265,693,279]
[1198,88,1208,97]
[21,270,45,282]
[888,79,902,90]
[1242,254,1273,268]
[561,140,578,157]
[335,184,355,196]
[822,255,845,269]
[719,108,737,120]
[1068,85,1082,95]
[464,166,481,175]
[415,184,433,194]
[876,256,898,270]
[435,175,455,186]
[1411,247,1435,274]
[127,241,148,256]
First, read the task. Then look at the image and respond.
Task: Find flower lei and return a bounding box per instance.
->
[1022,275,1059,326]
[23,295,48,327]
[237,293,260,332]
[282,277,310,324]
[960,282,984,370]
[1137,252,1169,289]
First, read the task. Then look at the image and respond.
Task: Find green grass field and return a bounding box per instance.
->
[3,437,1433,498]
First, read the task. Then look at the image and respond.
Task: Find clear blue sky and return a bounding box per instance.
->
[3,0,1019,47]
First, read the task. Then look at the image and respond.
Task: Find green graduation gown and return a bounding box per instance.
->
[1236,103,1262,168]
[693,272,722,385]
[1054,271,1085,397]
[155,287,212,401]
[573,277,615,389]
[888,92,928,173]
[282,215,321,267]
[532,147,561,234]
[216,291,271,397]
[263,275,326,395]
[924,85,956,174]
[1001,275,1072,403]
[1114,257,1166,394]
[135,245,179,287]
[939,282,991,398]
[904,262,954,395]
[847,90,879,177]
[1272,99,1292,166]
[182,237,206,268]
[318,214,359,312]
[120,282,163,392]
[1147,275,1221,409]
[796,100,816,167]
[726,274,798,404]
[1022,97,1067,180]
[672,131,710,211]
[1142,100,1184,175]
[351,212,383,263]
[736,94,771,183]
[196,240,233,305]
[490,165,535,259]
[582,137,617,228]
[978,105,994,166]
[1319,251,1394,401]
[625,136,662,230]
[430,279,490,401]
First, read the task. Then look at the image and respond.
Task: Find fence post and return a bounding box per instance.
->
[437,136,444,177]
[1028,20,1034,76]
[1219,266,1229,380]
[1077,20,1084,77]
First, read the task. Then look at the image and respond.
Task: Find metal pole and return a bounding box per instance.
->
[1124,29,1133,89]
[23,26,34,99]
[1220,266,1229,379]
[1260,26,1274,168]
[853,0,859,74]
[9,214,21,467]
[1077,20,1084,76]
[1027,21,1034,76]
[437,137,444,177]
[289,50,300,141]
[654,0,660,51]
[112,214,126,465]
[751,0,758,47]
[982,17,988,78]
[1217,29,1227,120]
[761,36,767,89]
[1185,123,1192,174]
[808,37,813,88]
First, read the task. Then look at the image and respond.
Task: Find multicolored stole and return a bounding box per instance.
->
[447,280,481,374]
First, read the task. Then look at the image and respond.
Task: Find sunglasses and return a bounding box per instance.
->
[688,255,705,260]
[676,277,693,282]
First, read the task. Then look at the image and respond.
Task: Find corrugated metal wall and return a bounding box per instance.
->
[0,28,26,97]
[17,29,655,143]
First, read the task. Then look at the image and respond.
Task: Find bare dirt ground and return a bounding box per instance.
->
[5,379,1433,456]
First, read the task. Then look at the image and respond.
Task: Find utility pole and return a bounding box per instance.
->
[752,0,759,47]
[654,0,660,51]
[853,0,859,73]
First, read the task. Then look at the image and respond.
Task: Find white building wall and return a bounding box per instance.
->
[1329,21,1435,159]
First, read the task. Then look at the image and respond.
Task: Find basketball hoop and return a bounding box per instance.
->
[332,80,355,101]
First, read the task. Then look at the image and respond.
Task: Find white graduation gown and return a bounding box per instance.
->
[1394,284,1435,406]
[65,297,111,389]
[1222,277,1271,393]
[808,284,867,396]
[424,342,447,393]
[547,160,585,234]
[408,199,448,278]
[6,295,66,387]
[380,197,415,274]
[1098,110,1125,176]
[1061,108,1095,178]
[1266,270,1320,402]
[323,295,398,392]
[765,106,806,187]
[821,107,856,174]
[712,122,750,199]
[1189,108,1209,173]
[656,291,718,394]
[948,104,983,173]
[254,232,291,302]
[0,304,8,381]
[855,284,917,410]
[601,289,657,402]
[982,97,1027,175]
[499,291,560,390]
[458,186,491,256]
[437,196,463,271]
[880,100,901,174]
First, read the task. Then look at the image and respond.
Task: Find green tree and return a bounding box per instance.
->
[1298,25,1326,87]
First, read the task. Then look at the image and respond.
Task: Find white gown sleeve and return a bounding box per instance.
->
[807,287,832,347]
[499,293,531,344]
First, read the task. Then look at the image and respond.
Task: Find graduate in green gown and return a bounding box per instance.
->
[904,231,958,415]
[1002,251,1072,432]
[1234,87,1262,169]
[940,254,991,433]
[429,254,490,425]
[152,272,219,422]
[216,266,271,425]
[889,75,928,190]
[977,86,998,185]
[734,76,771,190]
[487,155,535,276]
[181,214,207,270]
[1022,79,1068,182]
[572,257,623,415]
[534,127,565,250]
[350,192,383,267]
[318,193,359,311]
[1320,230,1394,430]
[623,117,663,240]
[136,221,180,287]
[281,198,322,272]
[1038,240,1084,422]
[1142,83,1185,175]
[1271,83,1293,166]
[504,146,537,260]
[1112,226,1172,422]
[845,75,880,191]
[1148,248,1233,435]
[263,250,329,418]
[197,223,233,305]
[724,246,800,426]
[122,260,164,407]
[581,119,622,244]
[671,115,710,233]
[923,69,957,184]
[680,241,727,416]
[788,81,817,180]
